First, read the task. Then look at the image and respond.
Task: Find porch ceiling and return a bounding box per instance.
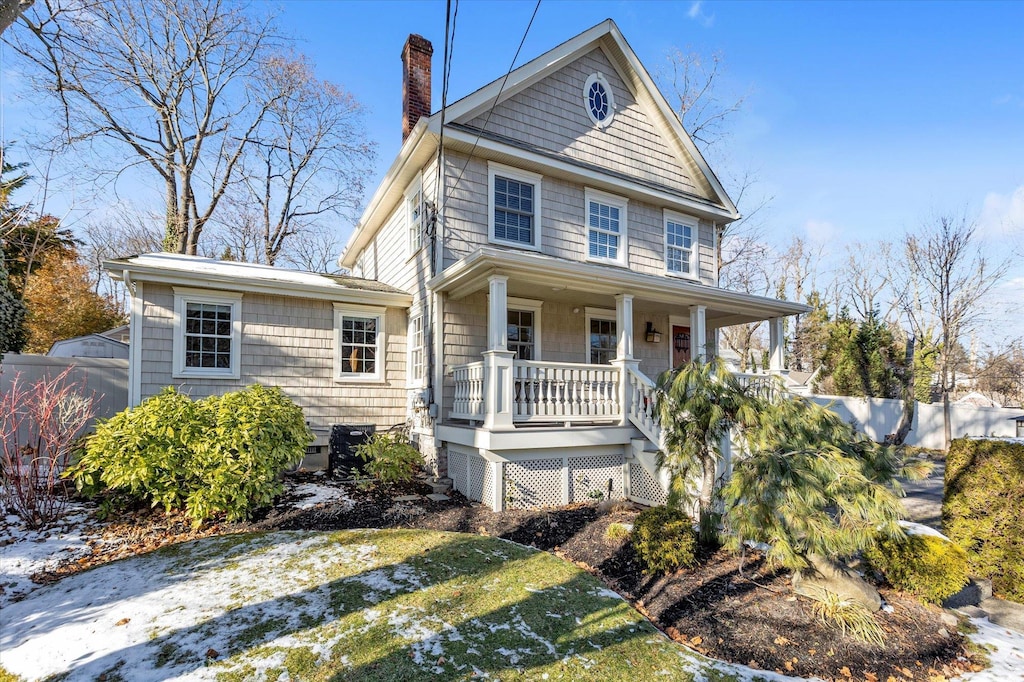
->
[428,247,808,327]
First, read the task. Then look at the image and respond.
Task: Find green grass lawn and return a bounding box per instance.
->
[0,529,771,681]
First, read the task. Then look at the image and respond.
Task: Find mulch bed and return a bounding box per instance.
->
[28,473,981,682]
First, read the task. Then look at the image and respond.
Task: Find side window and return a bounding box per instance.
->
[586,312,616,365]
[407,181,423,256]
[408,310,425,387]
[334,306,385,381]
[172,289,242,379]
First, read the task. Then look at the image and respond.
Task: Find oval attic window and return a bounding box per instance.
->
[584,73,614,128]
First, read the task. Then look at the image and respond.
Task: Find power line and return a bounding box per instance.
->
[441,0,541,208]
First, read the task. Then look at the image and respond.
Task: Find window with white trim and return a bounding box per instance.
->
[488,163,542,250]
[665,212,697,277]
[407,179,424,256]
[585,309,617,365]
[507,310,536,360]
[334,305,385,381]
[408,310,425,387]
[172,289,242,379]
[585,189,628,265]
[583,73,615,128]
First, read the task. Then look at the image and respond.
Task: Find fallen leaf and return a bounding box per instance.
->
[840,666,852,678]
[774,636,791,646]
[205,648,219,659]
[747,661,760,670]
[690,636,702,645]
[114,617,130,626]
[865,672,878,682]
[784,661,794,671]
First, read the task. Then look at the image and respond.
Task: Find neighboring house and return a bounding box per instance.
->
[107,20,806,511]
[48,333,129,359]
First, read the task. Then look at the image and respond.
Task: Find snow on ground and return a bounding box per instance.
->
[0,502,104,608]
[2,512,1023,681]
[899,519,949,539]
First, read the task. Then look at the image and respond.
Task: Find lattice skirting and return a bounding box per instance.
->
[448,448,468,499]
[628,461,668,506]
[568,454,624,503]
[505,458,564,509]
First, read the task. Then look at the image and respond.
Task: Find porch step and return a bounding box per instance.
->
[427,477,453,494]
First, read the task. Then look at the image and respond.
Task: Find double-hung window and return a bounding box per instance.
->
[585,309,617,365]
[172,288,242,379]
[407,179,424,256]
[334,305,385,382]
[408,310,425,387]
[488,162,542,250]
[505,298,543,361]
[585,189,628,265]
[665,211,698,278]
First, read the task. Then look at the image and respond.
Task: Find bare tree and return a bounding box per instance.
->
[719,237,774,370]
[7,0,283,254]
[658,49,769,283]
[841,241,898,322]
[79,207,163,304]
[217,53,375,266]
[901,212,1009,448]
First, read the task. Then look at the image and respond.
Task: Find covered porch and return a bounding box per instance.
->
[432,247,804,434]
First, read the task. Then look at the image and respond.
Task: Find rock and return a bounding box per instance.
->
[942,578,993,609]
[792,555,882,612]
[939,612,959,629]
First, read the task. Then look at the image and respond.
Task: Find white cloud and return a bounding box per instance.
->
[686,1,715,27]
[978,184,1024,238]
[803,219,839,244]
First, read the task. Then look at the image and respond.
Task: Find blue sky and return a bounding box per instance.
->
[3,0,1022,342]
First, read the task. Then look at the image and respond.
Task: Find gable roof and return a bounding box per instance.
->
[340,19,738,268]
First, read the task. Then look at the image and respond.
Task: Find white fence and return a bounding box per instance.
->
[808,394,1020,449]
[1,354,129,428]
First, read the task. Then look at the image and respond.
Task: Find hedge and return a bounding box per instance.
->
[943,438,1024,603]
[864,532,969,604]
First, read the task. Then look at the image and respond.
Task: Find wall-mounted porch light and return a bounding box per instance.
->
[674,331,690,354]
[645,321,662,343]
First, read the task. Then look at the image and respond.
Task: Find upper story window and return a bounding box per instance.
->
[172,288,242,379]
[583,73,615,128]
[407,178,424,256]
[334,304,386,382]
[488,162,543,250]
[665,211,698,278]
[585,189,628,266]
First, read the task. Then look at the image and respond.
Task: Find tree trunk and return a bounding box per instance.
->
[698,455,718,544]
[890,335,916,446]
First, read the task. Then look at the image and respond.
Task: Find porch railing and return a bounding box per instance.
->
[625,366,663,448]
[732,371,782,400]
[512,361,620,423]
[450,361,485,421]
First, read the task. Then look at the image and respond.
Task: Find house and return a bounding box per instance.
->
[106,20,807,510]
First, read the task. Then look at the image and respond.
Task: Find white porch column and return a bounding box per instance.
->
[768,316,784,372]
[484,274,514,429]
[689,305,707,362]
[615,294,634,360]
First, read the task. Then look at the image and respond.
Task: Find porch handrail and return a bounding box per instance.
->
[732,371,784,400]
[625,366,664,448]
[512,360,620,422]
[451,361,485,421]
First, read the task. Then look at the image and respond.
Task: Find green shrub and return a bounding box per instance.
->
[943,438,1024,603]
[605,522,631,541]
[69,385,312,525]
[631,505,697,574]
[865,532,969,603]
[354,431,423,485]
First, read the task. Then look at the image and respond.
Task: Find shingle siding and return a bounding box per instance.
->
[466,48,707,199]
[442,151,716,284]
[138,283,407,430]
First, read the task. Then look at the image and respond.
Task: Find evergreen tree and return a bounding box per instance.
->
[816,310,904,398]
[0,244,27,353]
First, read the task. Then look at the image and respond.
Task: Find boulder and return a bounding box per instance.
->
[792,554,882,612]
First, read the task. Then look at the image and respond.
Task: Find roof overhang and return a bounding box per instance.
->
[428,247,808,326]
[106,254,412,308]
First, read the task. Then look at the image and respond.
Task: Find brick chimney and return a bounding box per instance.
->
[402,34,433,142]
